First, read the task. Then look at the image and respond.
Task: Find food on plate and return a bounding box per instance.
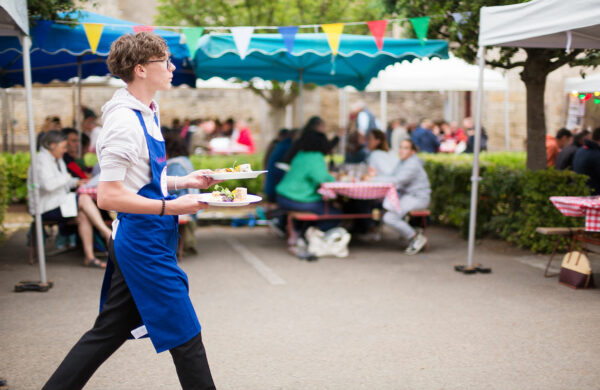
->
[212,163,252,174]
[210,185,248,202]
[234,163,251,172]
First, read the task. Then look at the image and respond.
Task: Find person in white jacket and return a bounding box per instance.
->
[28,130,112,267]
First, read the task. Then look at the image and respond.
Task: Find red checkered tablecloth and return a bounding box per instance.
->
[550,196,600,232]
[318,182,400,211]
[77,186,97,198]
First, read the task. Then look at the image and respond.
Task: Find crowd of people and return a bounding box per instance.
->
[263,113,432,257]
[165,116,256,155]
[547,126,600,194]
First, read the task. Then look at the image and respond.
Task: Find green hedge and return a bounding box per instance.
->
[422,152,591,253]
[1,152,30,203]
[189,153,265,195]
[0,155,8,230]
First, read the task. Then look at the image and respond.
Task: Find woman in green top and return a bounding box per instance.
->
[276,127,340,232]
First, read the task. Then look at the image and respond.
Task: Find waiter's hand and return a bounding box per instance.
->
[184,170,223,189]
[167,194,210,215]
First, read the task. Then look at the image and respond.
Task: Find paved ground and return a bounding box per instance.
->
[1,223,600,390]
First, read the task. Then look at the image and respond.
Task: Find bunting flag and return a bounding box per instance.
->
[183,27,204,58]
[409,16,430,46]
[452,12,471,41]
[321,23,344,56]
[133,25,155,34]
[82,23,104,54]
[367,20,387,51]
[278,26,299,54]
[231,26,254,59]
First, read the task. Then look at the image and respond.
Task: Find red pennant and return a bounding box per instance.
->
[367,20,388,50]
[133,25,155,34]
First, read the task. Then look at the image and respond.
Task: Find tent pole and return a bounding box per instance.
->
[380,90,387,132]
[21,34,48,286]
[77,56,82,158]
[504,76,510,150]
[1,89,8,152]
[9,90,15,153]
[298,69,304,128]
[466,46,486,269]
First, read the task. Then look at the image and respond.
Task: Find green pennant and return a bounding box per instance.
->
[410,17,430,46]
[183,27,204,58]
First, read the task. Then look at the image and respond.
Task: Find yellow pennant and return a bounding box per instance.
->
[321,23,344,56]
[83,23,104,54]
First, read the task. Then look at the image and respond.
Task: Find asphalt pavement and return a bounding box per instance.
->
[1,224,599,390]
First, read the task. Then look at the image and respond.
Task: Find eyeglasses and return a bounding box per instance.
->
[144,57,172,69]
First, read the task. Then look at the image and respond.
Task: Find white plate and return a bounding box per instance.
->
[196,193,262,207]
[206,170,268,180]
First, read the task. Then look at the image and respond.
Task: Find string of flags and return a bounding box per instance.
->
[64,12,470,58]
[571,91,600,104]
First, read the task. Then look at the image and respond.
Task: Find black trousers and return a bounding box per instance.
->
[42,239,215,390]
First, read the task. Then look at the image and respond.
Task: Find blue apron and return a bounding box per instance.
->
[99,109,201,353]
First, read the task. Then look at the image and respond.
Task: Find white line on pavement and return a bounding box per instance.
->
[225,237,286,285]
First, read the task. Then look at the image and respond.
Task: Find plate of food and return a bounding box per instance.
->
[196,186,262,207]
[206,163,267,180]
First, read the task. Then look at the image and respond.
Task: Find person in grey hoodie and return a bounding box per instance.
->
[42,32,219,390]
[372,139,430,254]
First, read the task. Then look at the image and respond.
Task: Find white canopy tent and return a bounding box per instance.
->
[468,0,600,270]
[362,55,509,148]
[0,0,51,290]
[564,73,600,93]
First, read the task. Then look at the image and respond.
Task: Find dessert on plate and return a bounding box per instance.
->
[213,163,252,173]
[210,186,248,202]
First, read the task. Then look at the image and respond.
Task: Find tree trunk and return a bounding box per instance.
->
[521,50,552,171]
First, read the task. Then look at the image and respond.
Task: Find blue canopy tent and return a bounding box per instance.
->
[0,11,195,88]
[193,33,448,125]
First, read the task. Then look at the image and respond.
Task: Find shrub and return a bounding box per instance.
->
[1,152,30,203]
[189,153,265,195]
[422,152,591,253]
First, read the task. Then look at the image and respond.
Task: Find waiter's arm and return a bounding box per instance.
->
[98,181,209,215]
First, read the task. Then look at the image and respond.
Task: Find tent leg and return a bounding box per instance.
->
[2,89,8,152]
[17,34,52,292]
[77,56,82,158]
[462,46,489,275]
[504,82,510,150]
[380,90,387,132]
[298,69,304,128]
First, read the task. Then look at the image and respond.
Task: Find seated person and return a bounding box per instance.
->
[28,130,112,268]
[281,116,338,164]
[372,139,430,255]
[275,128,340,236]
[345,131,368,163]
[573,127,600,195]
[62,128,91,179]
[366,129,399,176]
[264,129,296,204]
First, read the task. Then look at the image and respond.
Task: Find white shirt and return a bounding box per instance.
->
[97,88,164,194]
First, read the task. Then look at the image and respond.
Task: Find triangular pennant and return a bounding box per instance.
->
[451,12,467,40]
[183,27,204,58]
[367,20,388,51]
[321,23,344,56]
[82,23,104,54]
[231,26,254,59]
[31,20,52,49]
[133,25,155,34]
[409,17,430,46]
[278,26,299,54]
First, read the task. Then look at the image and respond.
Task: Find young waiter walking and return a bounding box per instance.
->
[42,32,218,390]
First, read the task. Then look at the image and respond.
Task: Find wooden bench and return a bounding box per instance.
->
[535,227,585,277]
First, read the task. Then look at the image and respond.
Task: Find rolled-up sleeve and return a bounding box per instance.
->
[97,109,144,182]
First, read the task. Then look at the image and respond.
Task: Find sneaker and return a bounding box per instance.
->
[54,234,68,250]
[405,233,427,255]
